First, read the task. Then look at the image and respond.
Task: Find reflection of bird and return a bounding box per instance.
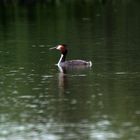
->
[49,44,92,68]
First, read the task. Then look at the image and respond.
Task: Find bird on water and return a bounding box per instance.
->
[49,44,92,68]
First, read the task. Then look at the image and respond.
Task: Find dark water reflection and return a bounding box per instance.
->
[0,1,140,140]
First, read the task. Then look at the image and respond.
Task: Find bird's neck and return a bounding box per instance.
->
[57,54,66,65]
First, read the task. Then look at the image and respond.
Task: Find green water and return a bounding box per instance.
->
[0,1,140,140]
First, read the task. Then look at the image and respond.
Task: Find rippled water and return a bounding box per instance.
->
[0,1,140,140]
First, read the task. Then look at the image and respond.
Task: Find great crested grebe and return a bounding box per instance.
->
[50,44,92,67]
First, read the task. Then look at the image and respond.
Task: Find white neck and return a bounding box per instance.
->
[57,54,64,66]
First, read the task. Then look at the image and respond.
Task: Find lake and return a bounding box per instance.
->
[0,1,140,140]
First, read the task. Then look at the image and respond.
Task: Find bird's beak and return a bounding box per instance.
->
[49,47,56,50]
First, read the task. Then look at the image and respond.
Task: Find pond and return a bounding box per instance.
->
[0,1,140,140]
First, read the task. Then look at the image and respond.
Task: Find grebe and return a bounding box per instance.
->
[50,44,92,67]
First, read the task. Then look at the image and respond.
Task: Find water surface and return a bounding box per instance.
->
[0,1,140,140]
